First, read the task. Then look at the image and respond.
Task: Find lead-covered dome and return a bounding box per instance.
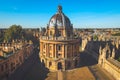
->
[49,5,72,28]
[45,5,73,38]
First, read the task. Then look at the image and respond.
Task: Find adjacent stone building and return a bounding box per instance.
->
[40,5,80,71]
[98,43,120,80]
[0,41,34,79]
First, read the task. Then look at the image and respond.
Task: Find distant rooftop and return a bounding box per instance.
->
[107,58,120,68]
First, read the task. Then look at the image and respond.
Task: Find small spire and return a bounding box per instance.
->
[58,5,62,13]
[111,48,115,59]
[99,45,102,55]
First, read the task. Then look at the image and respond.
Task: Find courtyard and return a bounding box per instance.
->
[8,48,115,80]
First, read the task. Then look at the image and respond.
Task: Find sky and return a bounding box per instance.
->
[0,0,120,28]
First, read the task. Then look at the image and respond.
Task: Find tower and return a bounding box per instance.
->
[39,5,80,71]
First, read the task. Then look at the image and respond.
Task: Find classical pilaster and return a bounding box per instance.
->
[65,45,67,59]
[62,44,65,58]
[55,44,57,58]
[53,44,55,58]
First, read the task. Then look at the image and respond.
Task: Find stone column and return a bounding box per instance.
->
[53,44,55,58]
[46,43,48,57]
[65,45,67,59]
[63,45,65,58]
[55,44,57,58]
[47,43,49,57]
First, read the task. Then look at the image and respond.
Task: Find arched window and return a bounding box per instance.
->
[49,62,52,67]
[58,62,62,70]
[58,31,61,36]
[58,45,62,51]
[50,31,52,36]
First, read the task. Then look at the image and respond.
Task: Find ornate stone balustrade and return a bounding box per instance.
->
[40,36,78,41]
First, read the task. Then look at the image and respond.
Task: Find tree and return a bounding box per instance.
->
[4,25,23,42]
[112,33,120,36]
[118,56,120,62]
[93,35,98,41]
[0,31,4,42]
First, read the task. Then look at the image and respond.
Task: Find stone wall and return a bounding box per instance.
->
[0,44,34,79]
[101,59,120,80]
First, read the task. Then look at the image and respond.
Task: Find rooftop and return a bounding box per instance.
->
[107,58,120,68]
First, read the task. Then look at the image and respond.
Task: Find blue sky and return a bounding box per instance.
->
[0,0,120,28]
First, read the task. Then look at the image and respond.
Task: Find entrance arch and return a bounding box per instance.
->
[57,62,62,70]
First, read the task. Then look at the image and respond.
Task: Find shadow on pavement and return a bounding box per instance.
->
[79,51,98,67]
[8,49,49,80]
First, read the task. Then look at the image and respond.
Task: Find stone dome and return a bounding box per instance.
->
[49,5,72,28]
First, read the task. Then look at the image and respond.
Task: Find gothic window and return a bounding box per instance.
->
[58,31,61,36]
[50,31,52,36]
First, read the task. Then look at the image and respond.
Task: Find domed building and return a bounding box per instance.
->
[40,5,80,71]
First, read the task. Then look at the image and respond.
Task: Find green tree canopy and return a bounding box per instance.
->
[112,32,120,36]
[4,25,23,42]
[118,56,120,62]
[93,35,98,41]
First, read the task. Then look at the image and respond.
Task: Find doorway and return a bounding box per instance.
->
[58,62,62,70]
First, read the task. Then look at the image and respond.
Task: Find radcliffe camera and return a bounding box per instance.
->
[0,0,120,80]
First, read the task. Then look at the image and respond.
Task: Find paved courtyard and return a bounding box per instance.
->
[80,51,115,80]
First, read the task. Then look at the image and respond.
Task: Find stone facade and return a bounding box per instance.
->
[77,29,120,80]
[98,43,120,80]
[0,41,34,79]
[40,5,80,71]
